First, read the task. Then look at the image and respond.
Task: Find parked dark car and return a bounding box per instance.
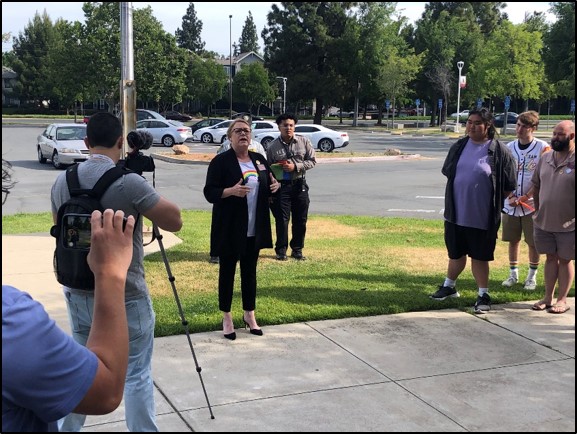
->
[190,118,226,133]
[161,110,193,122]
[493,112,519,128]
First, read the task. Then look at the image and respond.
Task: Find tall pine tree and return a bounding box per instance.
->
[238,11,260,54]
[176,3,205,54]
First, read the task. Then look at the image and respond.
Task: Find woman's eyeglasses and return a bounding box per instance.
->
[232,128,251,135]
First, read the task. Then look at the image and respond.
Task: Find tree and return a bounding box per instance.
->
[238,11,260,54]
[175,2,205,54]
[543,2,575,98]
[262,2,357,124]
[132,6,187,108]
[413,8,479,125]
[185,54,228,114]
[47,19,93,117]
[422,2,507,34]
[11,11,56,105]
[468,21,545,111]
[232,63,275,114]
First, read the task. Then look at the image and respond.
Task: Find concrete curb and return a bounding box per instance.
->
[151,153,422,165]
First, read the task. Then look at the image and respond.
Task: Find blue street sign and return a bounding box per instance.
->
[571,99,575,113]
[415,98,421,107]
[385,100,391,109]
[504,95,511,110]
[477,98,483,109]
[438,98,443,109]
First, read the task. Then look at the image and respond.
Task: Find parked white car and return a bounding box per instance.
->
[450,109,470,118]
[218,139,267,157]
[253,124,350,152]
[251,120,278,139]
[193,120,235,144]
[135,119,192,147]
[37,123,89,169]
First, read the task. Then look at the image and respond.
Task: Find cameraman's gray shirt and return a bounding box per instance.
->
[51,157,161,297]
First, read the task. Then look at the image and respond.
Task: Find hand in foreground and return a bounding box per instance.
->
[269,173,280,193]
[88,209,135,279]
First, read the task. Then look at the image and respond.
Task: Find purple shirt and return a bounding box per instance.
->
[2,285,98,432]
[453,139,492,229]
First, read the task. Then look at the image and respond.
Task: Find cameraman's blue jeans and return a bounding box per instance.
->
[58,290,158,432]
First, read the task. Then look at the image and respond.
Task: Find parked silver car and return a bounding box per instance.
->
[37,123,89,169]
[135,119,192,147]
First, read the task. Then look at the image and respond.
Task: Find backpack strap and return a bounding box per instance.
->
[91,166,130,199]
[65,164,83,196]
[66,165,130,198]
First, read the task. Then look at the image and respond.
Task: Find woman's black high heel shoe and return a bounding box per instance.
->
[223,319,236,340]
[243,318,263,336]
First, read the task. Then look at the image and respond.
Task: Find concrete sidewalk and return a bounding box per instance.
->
[2,234,575,432]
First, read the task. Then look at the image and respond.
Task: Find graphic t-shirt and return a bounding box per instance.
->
[239,160,259,236]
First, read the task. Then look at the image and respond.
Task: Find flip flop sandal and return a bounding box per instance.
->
[532,301,552,311]
[548,304,570,314]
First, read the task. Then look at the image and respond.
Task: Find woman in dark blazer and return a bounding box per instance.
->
[204,119,280,340]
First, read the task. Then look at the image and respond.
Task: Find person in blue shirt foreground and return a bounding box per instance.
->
[2,159,135,432]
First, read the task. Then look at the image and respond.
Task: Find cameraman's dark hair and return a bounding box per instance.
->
[275,113,298,126]
[468,108,497,140]
[86,112,123,149]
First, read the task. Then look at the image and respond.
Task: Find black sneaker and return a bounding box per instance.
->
[275,253,288,261]
[430,285,460,300]
[474,293,491,314]
[209,256,219,264]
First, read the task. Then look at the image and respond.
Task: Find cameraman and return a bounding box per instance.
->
[50,113,183,432]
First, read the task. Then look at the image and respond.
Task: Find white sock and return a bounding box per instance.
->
[527,267,538,281]
[443,278,456,288]
[478,288,489,297]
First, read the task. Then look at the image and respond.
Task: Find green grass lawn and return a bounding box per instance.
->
[3,210,572,337]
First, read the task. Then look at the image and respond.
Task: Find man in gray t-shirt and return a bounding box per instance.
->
[50,113,182,432]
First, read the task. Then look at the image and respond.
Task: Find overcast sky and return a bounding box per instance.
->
[2,2,555,56]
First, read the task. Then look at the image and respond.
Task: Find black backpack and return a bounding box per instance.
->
[51,164,130,289]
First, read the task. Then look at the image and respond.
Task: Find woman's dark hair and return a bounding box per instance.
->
[468,108,497,140]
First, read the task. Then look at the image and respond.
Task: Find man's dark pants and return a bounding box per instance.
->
[271,180,310,255]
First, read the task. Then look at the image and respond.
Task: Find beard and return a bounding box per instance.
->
[551,138,570,152]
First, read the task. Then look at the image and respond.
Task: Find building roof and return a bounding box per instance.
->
[2,66,17,79]
[214,51,264,66]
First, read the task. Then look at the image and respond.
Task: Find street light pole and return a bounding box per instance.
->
[229,14,233,119]
[276,76,287,113]
[456,61,464,132]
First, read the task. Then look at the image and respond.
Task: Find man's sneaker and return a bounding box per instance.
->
[209,256,219,264]
[501,276,518,287]
[430,285,460,300]
[474,293,491,314]
[523,279,537,291]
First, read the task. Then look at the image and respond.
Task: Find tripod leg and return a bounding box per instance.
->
[152,224,215,419]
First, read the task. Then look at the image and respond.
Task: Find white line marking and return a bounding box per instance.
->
[415,196,444,199]
[387,209,438,213]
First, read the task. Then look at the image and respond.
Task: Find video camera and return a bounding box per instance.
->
[119,130,156,175]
